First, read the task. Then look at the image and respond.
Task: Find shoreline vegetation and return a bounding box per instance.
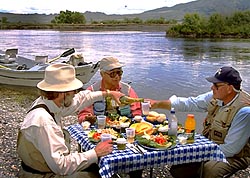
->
[167,11,250,38]
[0,23,172,32]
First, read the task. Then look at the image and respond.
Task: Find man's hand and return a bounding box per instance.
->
[109,91,124,106]
[94,140,113,157]
[145,99,172,110]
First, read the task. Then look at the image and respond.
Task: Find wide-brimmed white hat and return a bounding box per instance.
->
[37,63,83,92]
[99,57,124,71]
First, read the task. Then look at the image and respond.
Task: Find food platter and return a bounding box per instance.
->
[106,116,131,129]
[155,123,185,135]
[136,134,176,151]
[138,142,176,151]
[88,128,119,143]
[130,121,154,136]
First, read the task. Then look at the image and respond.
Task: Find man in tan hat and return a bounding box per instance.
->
[78,56,142,123]
[17,63,124,178]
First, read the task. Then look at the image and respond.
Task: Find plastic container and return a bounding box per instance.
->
[116,138,127,150]
[185,114,196,143]
[168,108,178,136]
[177,134,188,145]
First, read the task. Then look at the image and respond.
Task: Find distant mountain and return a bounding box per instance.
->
[1,0,250,23]
[0,13,56,23]
[139,0,250,21]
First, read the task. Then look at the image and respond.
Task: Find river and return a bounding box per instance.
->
[1,29,250,132]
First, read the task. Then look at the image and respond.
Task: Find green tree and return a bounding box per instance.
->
[228,11,250,26]
[181,13,206,36]
[1,17,8,24]
[207,13,225,36]
[52,10,86,24]
[166,10,250,38]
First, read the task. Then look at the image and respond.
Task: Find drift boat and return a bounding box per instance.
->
[0,48,99,87]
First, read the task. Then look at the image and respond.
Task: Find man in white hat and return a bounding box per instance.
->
[17,63,124,178]
[78,56,142,123]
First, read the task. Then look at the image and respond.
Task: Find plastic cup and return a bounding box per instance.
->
[101,133,112,142]
[141,101,150,115]
[97,115,106,129]
[126,128,135,143]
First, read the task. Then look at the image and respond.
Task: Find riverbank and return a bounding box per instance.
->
[0,24,171,32]
[0,85,249,177]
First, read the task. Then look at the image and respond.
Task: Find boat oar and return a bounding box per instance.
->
[48,48,75,63]
[0,64,11,70]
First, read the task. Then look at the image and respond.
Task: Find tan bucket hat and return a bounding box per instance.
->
[37,63,83,92]
[99,57,124,71]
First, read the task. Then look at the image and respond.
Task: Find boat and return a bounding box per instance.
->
[0,48,100,87]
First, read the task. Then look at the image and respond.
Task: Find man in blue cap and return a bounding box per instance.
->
[148,66,250,178]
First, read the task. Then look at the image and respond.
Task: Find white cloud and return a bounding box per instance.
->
[0,0,196,14]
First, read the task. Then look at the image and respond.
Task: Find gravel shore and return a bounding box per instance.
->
[0,85,249,178]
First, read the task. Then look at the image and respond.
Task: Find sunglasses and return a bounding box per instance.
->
[105,70,123,78]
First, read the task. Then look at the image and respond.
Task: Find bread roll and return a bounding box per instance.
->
[157,113,166,123]
[148,111,159,117]
[146,116,156,122]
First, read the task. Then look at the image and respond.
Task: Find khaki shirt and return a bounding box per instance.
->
[18,90,104,175]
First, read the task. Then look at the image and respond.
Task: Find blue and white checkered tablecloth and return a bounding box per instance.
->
[66,124,227,178]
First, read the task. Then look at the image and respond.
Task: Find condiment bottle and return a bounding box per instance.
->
[168,108,178,136]
[119,96,144,105]
[185,114,196,143]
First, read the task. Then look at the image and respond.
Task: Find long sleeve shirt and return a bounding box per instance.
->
[170,91,250,157]
[78,81,142,123]
[20,90,104,175]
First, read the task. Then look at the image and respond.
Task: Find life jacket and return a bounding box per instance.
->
[203,90,250,157]
[91,81,131,117]
[17,104,71,174]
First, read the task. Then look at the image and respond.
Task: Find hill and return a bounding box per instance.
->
[0,0,250,23]
[138,0,250,21]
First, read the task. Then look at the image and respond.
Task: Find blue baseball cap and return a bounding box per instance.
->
[206,66,242,86]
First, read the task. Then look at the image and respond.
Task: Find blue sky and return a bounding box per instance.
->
[0,0,196,15]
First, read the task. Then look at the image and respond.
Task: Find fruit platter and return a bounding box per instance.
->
[106,115,131,128]
[88,128,120,143]
[130,121,154,136]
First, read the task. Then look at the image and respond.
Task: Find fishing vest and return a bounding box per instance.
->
[17,104,70,174]
[203,90,250,158]
[91,81,131,116]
